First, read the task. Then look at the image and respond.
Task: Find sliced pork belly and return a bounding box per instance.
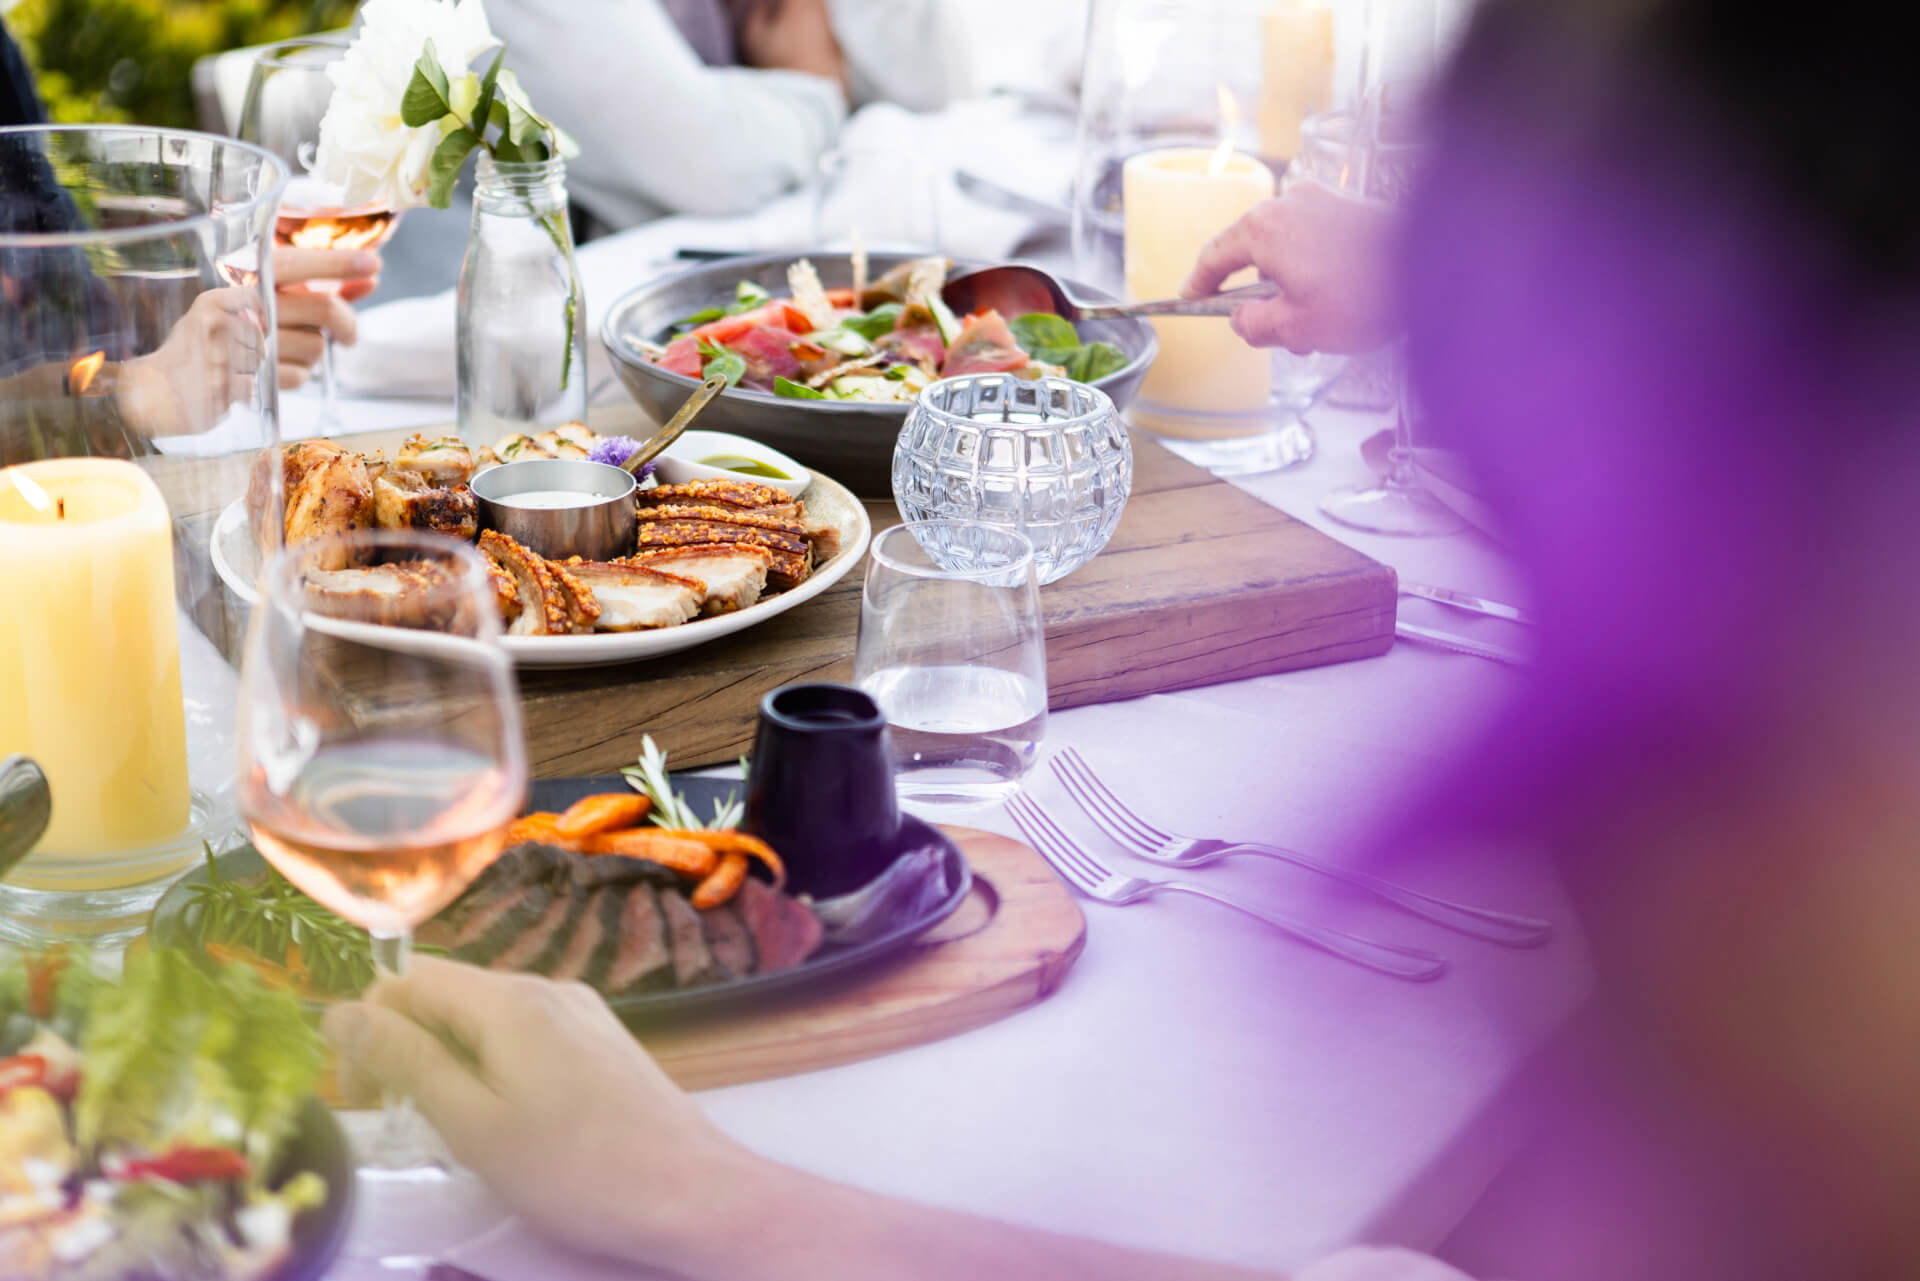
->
[636,477,792,513]
[562,560,704,631]
[624,543,773,614]
[479,530,576,635]
[302,560,472,631]
[632,519,810,590]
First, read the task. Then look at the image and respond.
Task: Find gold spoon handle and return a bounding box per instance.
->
[623,373,730,474]
[1077,280,1282,320]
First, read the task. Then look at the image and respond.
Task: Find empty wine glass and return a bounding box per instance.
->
[854,522,1047,807]
[238,36,404,431]
[236,528,526,1271]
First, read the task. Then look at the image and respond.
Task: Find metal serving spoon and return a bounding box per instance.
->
[942,263,1279,323]
[0,754,51,878]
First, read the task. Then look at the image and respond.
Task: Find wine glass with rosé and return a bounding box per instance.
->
[236,528,525,1270]
[239,35,403,430]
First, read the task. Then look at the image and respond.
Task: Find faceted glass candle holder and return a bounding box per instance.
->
[892,374,1132,585]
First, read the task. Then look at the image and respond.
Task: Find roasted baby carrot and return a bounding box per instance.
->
[553,793,653,840]
[691,852,750,909]
[649,829,786,887]
[585,829,718,878]
[505,812,563,844]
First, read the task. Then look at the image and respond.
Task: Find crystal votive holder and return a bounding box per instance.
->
[892,375,1133,585]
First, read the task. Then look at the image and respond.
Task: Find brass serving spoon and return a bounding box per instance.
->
[0,754,51,878]
[622,372,730,474]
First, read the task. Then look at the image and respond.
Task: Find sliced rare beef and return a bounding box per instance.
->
[580,888,631,989]
[700,902,755,979]
[424,842,565,945]
[548,888,609,982]
[604,884,675,994]
[658,888,720,988]
[489,886,585,972]
[447,882,555,965]
[735,878,824,973]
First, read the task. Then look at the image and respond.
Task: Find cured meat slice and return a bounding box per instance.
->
[658,888,720,987]
[735,878,825,974]
[623,543,773,614]
[657,334,703,377]
[940,310,1029,377]
[727,325,804,384]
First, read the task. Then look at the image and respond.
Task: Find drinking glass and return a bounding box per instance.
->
[892,373,1132,585]
[236,528,526,1270]
[854,522,1047,807]
[238,36,403,430]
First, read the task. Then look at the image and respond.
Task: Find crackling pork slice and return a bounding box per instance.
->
[480,529,585,635]
[302,560,476,630]
[632,519,810,590]
[561,560,705,631]
[284,448,375,570]
[623,543,773,614]
[548,557,602,633]
[635,477,793,513]
[393,434,475,486]
[373,466,479,541]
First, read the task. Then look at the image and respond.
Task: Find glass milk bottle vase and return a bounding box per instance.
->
[456,155,587,443]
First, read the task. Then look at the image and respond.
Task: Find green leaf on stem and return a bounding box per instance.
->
[773,376,825,398]
[400,42,454,127]
[427,126,479,210]
[472,46,507,139]
[697,338,747,387]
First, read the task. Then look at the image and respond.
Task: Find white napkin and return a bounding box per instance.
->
[333,97,1068,402]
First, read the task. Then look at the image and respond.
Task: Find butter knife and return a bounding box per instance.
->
[1400,582,1532,626]
[1395,621,1529,666]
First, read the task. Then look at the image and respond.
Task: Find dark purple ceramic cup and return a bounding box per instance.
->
[745,683,902,898]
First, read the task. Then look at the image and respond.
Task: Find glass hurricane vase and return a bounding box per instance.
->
[0,125,285,946]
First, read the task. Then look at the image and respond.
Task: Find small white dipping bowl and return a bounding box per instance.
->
[653,429,811,497]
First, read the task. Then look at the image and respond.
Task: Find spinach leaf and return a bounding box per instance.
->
[698,338,747,387]
[840,304,903,341]
[774,376,826,399]
[1066,341,1130,383]
[1010,312,1080,354]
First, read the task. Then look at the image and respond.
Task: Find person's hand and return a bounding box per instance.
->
[323,957,754,1272]
[731,0,849,93]
[272,247,381,391]
[1182,185,1397,355]
[114,287,263,435]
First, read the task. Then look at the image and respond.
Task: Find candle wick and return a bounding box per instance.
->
[56,498,65,520]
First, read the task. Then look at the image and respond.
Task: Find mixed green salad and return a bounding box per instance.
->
[1,947,328,1281]
[645,257,1130,403]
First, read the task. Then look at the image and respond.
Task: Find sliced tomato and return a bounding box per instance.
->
[691,302,813,345]
[824,287,857,308]
[0,1053,49,1096]
[116,1145,252,1184]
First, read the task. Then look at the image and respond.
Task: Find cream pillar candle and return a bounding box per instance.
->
[1258,1,1335,161]
[0,458,190,874]
[1123,147,1277,420]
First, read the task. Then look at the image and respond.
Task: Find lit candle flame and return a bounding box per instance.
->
[10,468,53,512]
[1208,84,1241,177]
[68,349,106,396]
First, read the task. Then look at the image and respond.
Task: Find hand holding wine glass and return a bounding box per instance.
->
[236,528,526,1270]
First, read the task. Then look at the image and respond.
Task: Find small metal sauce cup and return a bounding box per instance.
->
[472,458,636,561]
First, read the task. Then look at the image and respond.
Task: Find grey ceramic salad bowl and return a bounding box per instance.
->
[600,251,1158,496]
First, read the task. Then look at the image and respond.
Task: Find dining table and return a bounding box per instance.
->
[217,96,1592,1280]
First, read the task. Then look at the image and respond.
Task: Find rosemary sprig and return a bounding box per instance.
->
[620,735,745,832]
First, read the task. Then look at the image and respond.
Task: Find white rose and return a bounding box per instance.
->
[312,0,499,211]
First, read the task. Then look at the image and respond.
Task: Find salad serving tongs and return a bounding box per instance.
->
[943,263,1279,322]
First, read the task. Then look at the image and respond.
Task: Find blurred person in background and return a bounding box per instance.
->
[2,17,383,400]
[484,0,958,232]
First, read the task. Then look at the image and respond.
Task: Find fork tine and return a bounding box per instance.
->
[1006,794,1106,891]
[1051,750,1158,852]
[1055,749,1174,846]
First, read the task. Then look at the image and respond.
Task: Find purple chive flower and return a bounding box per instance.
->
[588,435,651,478]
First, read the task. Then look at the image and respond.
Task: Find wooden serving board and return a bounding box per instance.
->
[150,404,1396,773]
[640,824,1084,1090]
[475,404,1394,774]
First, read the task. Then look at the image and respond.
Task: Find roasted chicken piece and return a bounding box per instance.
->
[561,560,705,631]
[532,424,593,459]
[494,433,546,463]
[373,467,479,540]
[479,530,596,635]
[303,561,475,630]
[395,434,475,486]
[284,446,375,570]
[623,543,773,614]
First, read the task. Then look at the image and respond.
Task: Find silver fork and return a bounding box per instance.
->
[1051,749,1552,948]
[1006,794,1447,982]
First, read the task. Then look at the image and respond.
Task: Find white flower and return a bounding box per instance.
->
[312,0,500,211]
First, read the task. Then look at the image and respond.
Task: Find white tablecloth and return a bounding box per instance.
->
[286,96,1586,1276]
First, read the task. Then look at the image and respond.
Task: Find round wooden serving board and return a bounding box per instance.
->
[640,824,1085,1091]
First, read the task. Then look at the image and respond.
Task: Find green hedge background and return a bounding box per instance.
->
[9,0,356,127]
